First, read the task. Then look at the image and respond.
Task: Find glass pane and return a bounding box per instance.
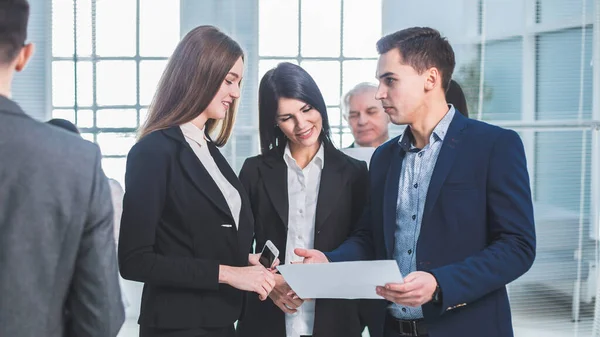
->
[96,61,137,106]
[342,0,381,57]
[97,109,137,128]
[97,132,137,156]
[102,157,127,187]
[52,109,75,123]
[342,60,378,96]
[259,0,299,57]
[300,61,341,105]
[484,0,524,36]
[341,132,355,148]
[76,109,94,128]
[330,127,342,148]
[481,38,522,121]
[301,0,341,57]
[96,0,136,56]
[75,0,92,56]
[327,107,342,128]
[537,27,593,120]
[81,133,95,142]
[140,60,168,106]
[235,135,254,172]
[76,61,93,107]
[52,61,74,107]
[139,108,149,126]
[258,59,298,83]
[52,0,74,57]
[537,0,594,23]
[140,0,180,56]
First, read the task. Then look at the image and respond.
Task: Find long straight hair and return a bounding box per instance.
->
[138,26,244,146]
[258,62,333,155]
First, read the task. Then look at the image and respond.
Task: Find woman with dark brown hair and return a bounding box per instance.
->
[118,25,275,337]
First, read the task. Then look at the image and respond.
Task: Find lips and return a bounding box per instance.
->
[296,127,314,140]
[222,101,231,110]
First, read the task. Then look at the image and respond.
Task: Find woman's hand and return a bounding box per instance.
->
[219,265,276,300]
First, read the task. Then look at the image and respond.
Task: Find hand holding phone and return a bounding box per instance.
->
[259,240,279,269]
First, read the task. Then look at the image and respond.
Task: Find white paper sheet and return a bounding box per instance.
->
[277,260,403,299]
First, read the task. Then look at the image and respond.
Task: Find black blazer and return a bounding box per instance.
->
[118,126,254,330]
[235,144,369,337]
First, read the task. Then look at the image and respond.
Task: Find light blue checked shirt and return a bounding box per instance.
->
[390,105,455,319]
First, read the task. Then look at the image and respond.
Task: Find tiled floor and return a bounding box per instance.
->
[117,283,599,337]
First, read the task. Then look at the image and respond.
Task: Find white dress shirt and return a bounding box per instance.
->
[283,143,325,337]
[180,122,241,228]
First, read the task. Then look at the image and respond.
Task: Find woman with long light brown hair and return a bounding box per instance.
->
[118,25,275,337]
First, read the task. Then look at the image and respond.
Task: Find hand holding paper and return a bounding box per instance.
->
[376,271,438,306]
[277,260,403,299]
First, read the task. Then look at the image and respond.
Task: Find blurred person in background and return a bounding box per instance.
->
[343,82,390,149]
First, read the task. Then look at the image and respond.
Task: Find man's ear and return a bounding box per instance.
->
[424,67,440,92]
[15,43,35,72]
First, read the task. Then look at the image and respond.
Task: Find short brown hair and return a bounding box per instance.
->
[377,27,455,91]
[138,26,244,146]
[0,0,29,64]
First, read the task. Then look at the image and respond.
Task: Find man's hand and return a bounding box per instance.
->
[293,248,329,264]
[269,274,304,314]
[376,271,438,307]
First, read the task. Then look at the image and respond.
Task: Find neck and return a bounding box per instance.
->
[409,97,449,149]
[289,141,321,169]
[359,133,389,148]
[0,69,13,98]
[191,113,208,130]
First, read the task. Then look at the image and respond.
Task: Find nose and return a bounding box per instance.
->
[357,112,368,126]
[295,113,307,130]
[375,84,386,100]
[230,84,241,99]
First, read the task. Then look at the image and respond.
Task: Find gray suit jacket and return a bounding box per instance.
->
[0,96,124,337]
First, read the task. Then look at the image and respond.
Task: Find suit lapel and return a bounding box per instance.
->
[383,142,405,259]
[422,113,468,222]
[258,153,289,228]
[314,147,346,233]
[208,142,254,255]
[163,127,234,222]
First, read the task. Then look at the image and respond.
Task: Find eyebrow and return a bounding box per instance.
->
[377,72,396,79]
[227,72,240,79]
[277,104,310,117]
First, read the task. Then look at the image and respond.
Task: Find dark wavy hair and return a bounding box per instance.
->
[258,62,333,155]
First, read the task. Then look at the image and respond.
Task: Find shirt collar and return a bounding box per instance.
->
[180,122,208,147]
[398,104,456,152]
[283,142,325,170]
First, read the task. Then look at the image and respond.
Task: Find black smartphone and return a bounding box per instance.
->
[259,240,279,269]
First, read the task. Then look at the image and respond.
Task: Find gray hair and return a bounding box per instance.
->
[341,82,378,117]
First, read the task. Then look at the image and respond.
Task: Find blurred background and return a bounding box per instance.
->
[12,0,600,336]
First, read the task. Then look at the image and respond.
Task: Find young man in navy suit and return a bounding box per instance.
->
[295,27,536,337]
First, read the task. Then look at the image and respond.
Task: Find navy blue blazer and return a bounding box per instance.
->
[327,111,536,337]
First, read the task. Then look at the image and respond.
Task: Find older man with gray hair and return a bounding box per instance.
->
[343,82,390,149]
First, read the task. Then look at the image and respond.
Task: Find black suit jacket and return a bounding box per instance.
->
[235,144,368,337]
[118,126,254,330]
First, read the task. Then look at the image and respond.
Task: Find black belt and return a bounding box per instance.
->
[386,313,428,336]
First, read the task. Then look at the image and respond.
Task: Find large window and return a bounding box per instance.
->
[258,0,381,148]
[51,0,180,186]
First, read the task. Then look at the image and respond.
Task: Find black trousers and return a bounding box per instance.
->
[140,325,235,337]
